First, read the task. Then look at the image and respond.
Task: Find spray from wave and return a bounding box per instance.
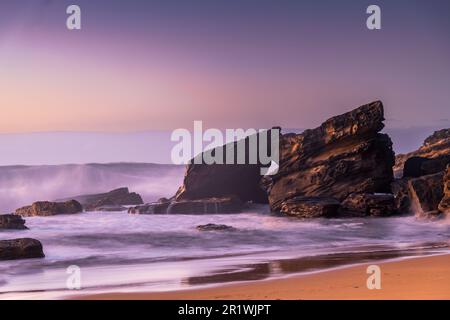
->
[0,163,184,212]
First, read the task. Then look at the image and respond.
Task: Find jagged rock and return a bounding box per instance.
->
[0,214,28,230]
[395,129,450,177]
[408,172,444,216]
[268,101,395,212]
[340,193,396,217]
[280,196,340,218]
[174,129,280,204]
[58,187,143,211]
[196,224,235,231]
[130,197,243,215]
[0,238,45,261]
[15,200,83,217]
[438,165,450,214]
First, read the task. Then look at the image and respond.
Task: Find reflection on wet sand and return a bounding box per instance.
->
[185,243,448,286]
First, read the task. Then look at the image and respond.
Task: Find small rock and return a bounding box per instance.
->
[196,224,235,231]
[0,238,45,261]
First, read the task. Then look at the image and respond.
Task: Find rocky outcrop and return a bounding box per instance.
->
[395,129,450,178]
[15,200,83,217]
[196,224,235,231]
[129,196,243,214]
[0,214,28,230]
[280,197,340,218]
[339,193,396,217]
[438,165,450,214]
[267,101,395,213]
[58,187,143,211]
[174,129,279,204]
[0,238,45,260]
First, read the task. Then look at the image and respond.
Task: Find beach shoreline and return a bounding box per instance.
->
[77,253,450,300]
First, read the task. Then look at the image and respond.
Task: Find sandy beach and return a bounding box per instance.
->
[80,254,450,300]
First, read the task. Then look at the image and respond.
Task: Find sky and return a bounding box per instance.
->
[0,0,449,164]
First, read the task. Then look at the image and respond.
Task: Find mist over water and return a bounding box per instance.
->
[0,163,184,212]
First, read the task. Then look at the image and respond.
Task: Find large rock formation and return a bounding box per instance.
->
[15,200,83,217]
[267,101,395,214]
[0,214,28,230]
[129,196,243,214]
[438,165,450,214]
[58,187,143,211]
[0,238,45,260]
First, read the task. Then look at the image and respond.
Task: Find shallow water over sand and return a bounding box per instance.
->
[1,208,449,299]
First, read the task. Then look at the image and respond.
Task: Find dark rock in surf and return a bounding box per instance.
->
[0,214,28,230]
[339,193,396,217]
[196,224,235,231]
[0,238,44,261]
[15,200,83,217]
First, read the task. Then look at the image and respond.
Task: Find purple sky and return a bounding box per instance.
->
[0,0,449,164]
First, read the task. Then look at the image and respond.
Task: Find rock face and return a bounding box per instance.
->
[0,214,28,230]
[15,200,83,217]
[267,101,395,213]
[340,193,396,217]
[174,129,279,204]
[280,197,340,218]
[395,129,450,178]
[196,224,235,231]
[58,187,143,211]
[0,238,45,260]
[129,196,243,214]
[403,155,450,178]
[438,165,450,214]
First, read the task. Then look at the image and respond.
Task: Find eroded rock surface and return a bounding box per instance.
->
[268,101,395,212]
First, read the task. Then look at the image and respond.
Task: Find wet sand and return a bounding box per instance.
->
[80,253,450,300]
